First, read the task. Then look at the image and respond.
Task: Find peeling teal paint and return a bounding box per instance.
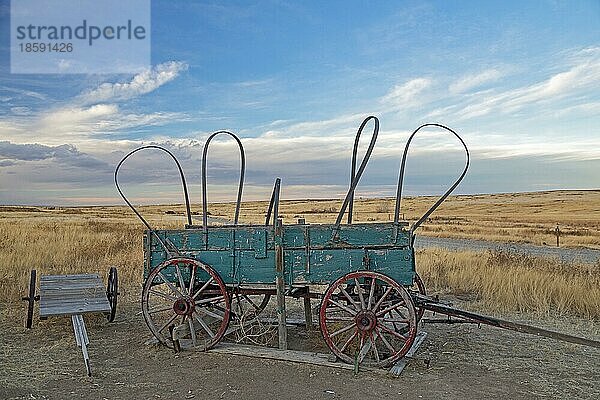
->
[144,222,415,286]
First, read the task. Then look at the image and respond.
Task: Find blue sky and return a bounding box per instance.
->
[0,0,599,205]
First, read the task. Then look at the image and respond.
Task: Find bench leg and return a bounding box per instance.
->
[71,314,92,376]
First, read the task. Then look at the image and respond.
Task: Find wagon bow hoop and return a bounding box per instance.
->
[394,123,470,234]
[114,145,193,254]
[201,131,246,233]
[332,115,379,239]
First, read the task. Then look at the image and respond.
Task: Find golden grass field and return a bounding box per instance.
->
[1,190,599,319]
[206,189,600,248]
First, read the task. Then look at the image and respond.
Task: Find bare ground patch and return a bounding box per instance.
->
[1,298,598,400]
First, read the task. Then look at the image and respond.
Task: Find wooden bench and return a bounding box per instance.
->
[23,268,118,376]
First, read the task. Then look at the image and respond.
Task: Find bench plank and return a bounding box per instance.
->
[39,273,110,317]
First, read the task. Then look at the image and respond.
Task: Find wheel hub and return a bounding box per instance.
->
[355,310,377,332]
[173,298,195,316]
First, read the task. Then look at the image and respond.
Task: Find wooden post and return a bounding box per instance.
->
[275,218,288,350]
[303,290,313,330]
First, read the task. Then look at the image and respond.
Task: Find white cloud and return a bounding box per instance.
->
[0,86,47,100]
[10,106,32,116]
[552,102,600,117]
[77,61,188,105]
[2,106,188,145]
[380,78,432,111]
[249,77,433,141]
[455,52,600,120]
[39,104,119,129]
[500,61,599,112]
[1,61,189,146]
[449,68,504,94]
[257,113,366,138]
[2,46,599,205]
[234,78,274,87]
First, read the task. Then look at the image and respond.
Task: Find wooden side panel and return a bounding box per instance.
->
[237,251,277,283]
[290,248,414,285]
[144,222,414,286]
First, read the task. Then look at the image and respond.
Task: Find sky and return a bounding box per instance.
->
[0,0,599,206]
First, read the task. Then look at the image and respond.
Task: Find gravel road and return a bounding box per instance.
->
[414,236,600,265]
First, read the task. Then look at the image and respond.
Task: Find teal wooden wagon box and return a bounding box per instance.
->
[144,222,415,287]
[117,116,469,368]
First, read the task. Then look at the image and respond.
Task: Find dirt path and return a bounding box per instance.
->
[414,236,600,264]
[1,300,598,400]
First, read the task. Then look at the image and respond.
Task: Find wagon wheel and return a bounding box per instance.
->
[106,267,118,322]
[22,269,38,329]
[407,272,426,322]
[142,258,230,351]
[231,290,271,320]
[320,271,417,368]
[230,290,275,345]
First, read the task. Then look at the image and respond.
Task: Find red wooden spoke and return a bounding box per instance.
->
[375,327,396,353]
[188,263,197,297]
[192,277,215,300]
[149,289,177,302]
[369,332,381,363]
[175,265,187,293]
[339,330,358,353]
[330,322,356,338]
[393,307,409,320]
[357,332,368,363]
[156,271,186,298]
[376,299,407,317]
[339,286,360,310]
[147,305,173,315]
[157,313,179,334]
[193,312,215,337]
[367,277,376,309]
[379,323,409,342]
[354,278,366,310]
[324,315,354,322]
[327,297,358,316]
[188,318,197,346]
[372,286,394,313]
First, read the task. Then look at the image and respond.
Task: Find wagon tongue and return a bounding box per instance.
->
[412,294,600,349]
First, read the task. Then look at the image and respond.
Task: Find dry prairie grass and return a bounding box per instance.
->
[417,249,600,319]
[1,190,598,320]
[201,189,600,249]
